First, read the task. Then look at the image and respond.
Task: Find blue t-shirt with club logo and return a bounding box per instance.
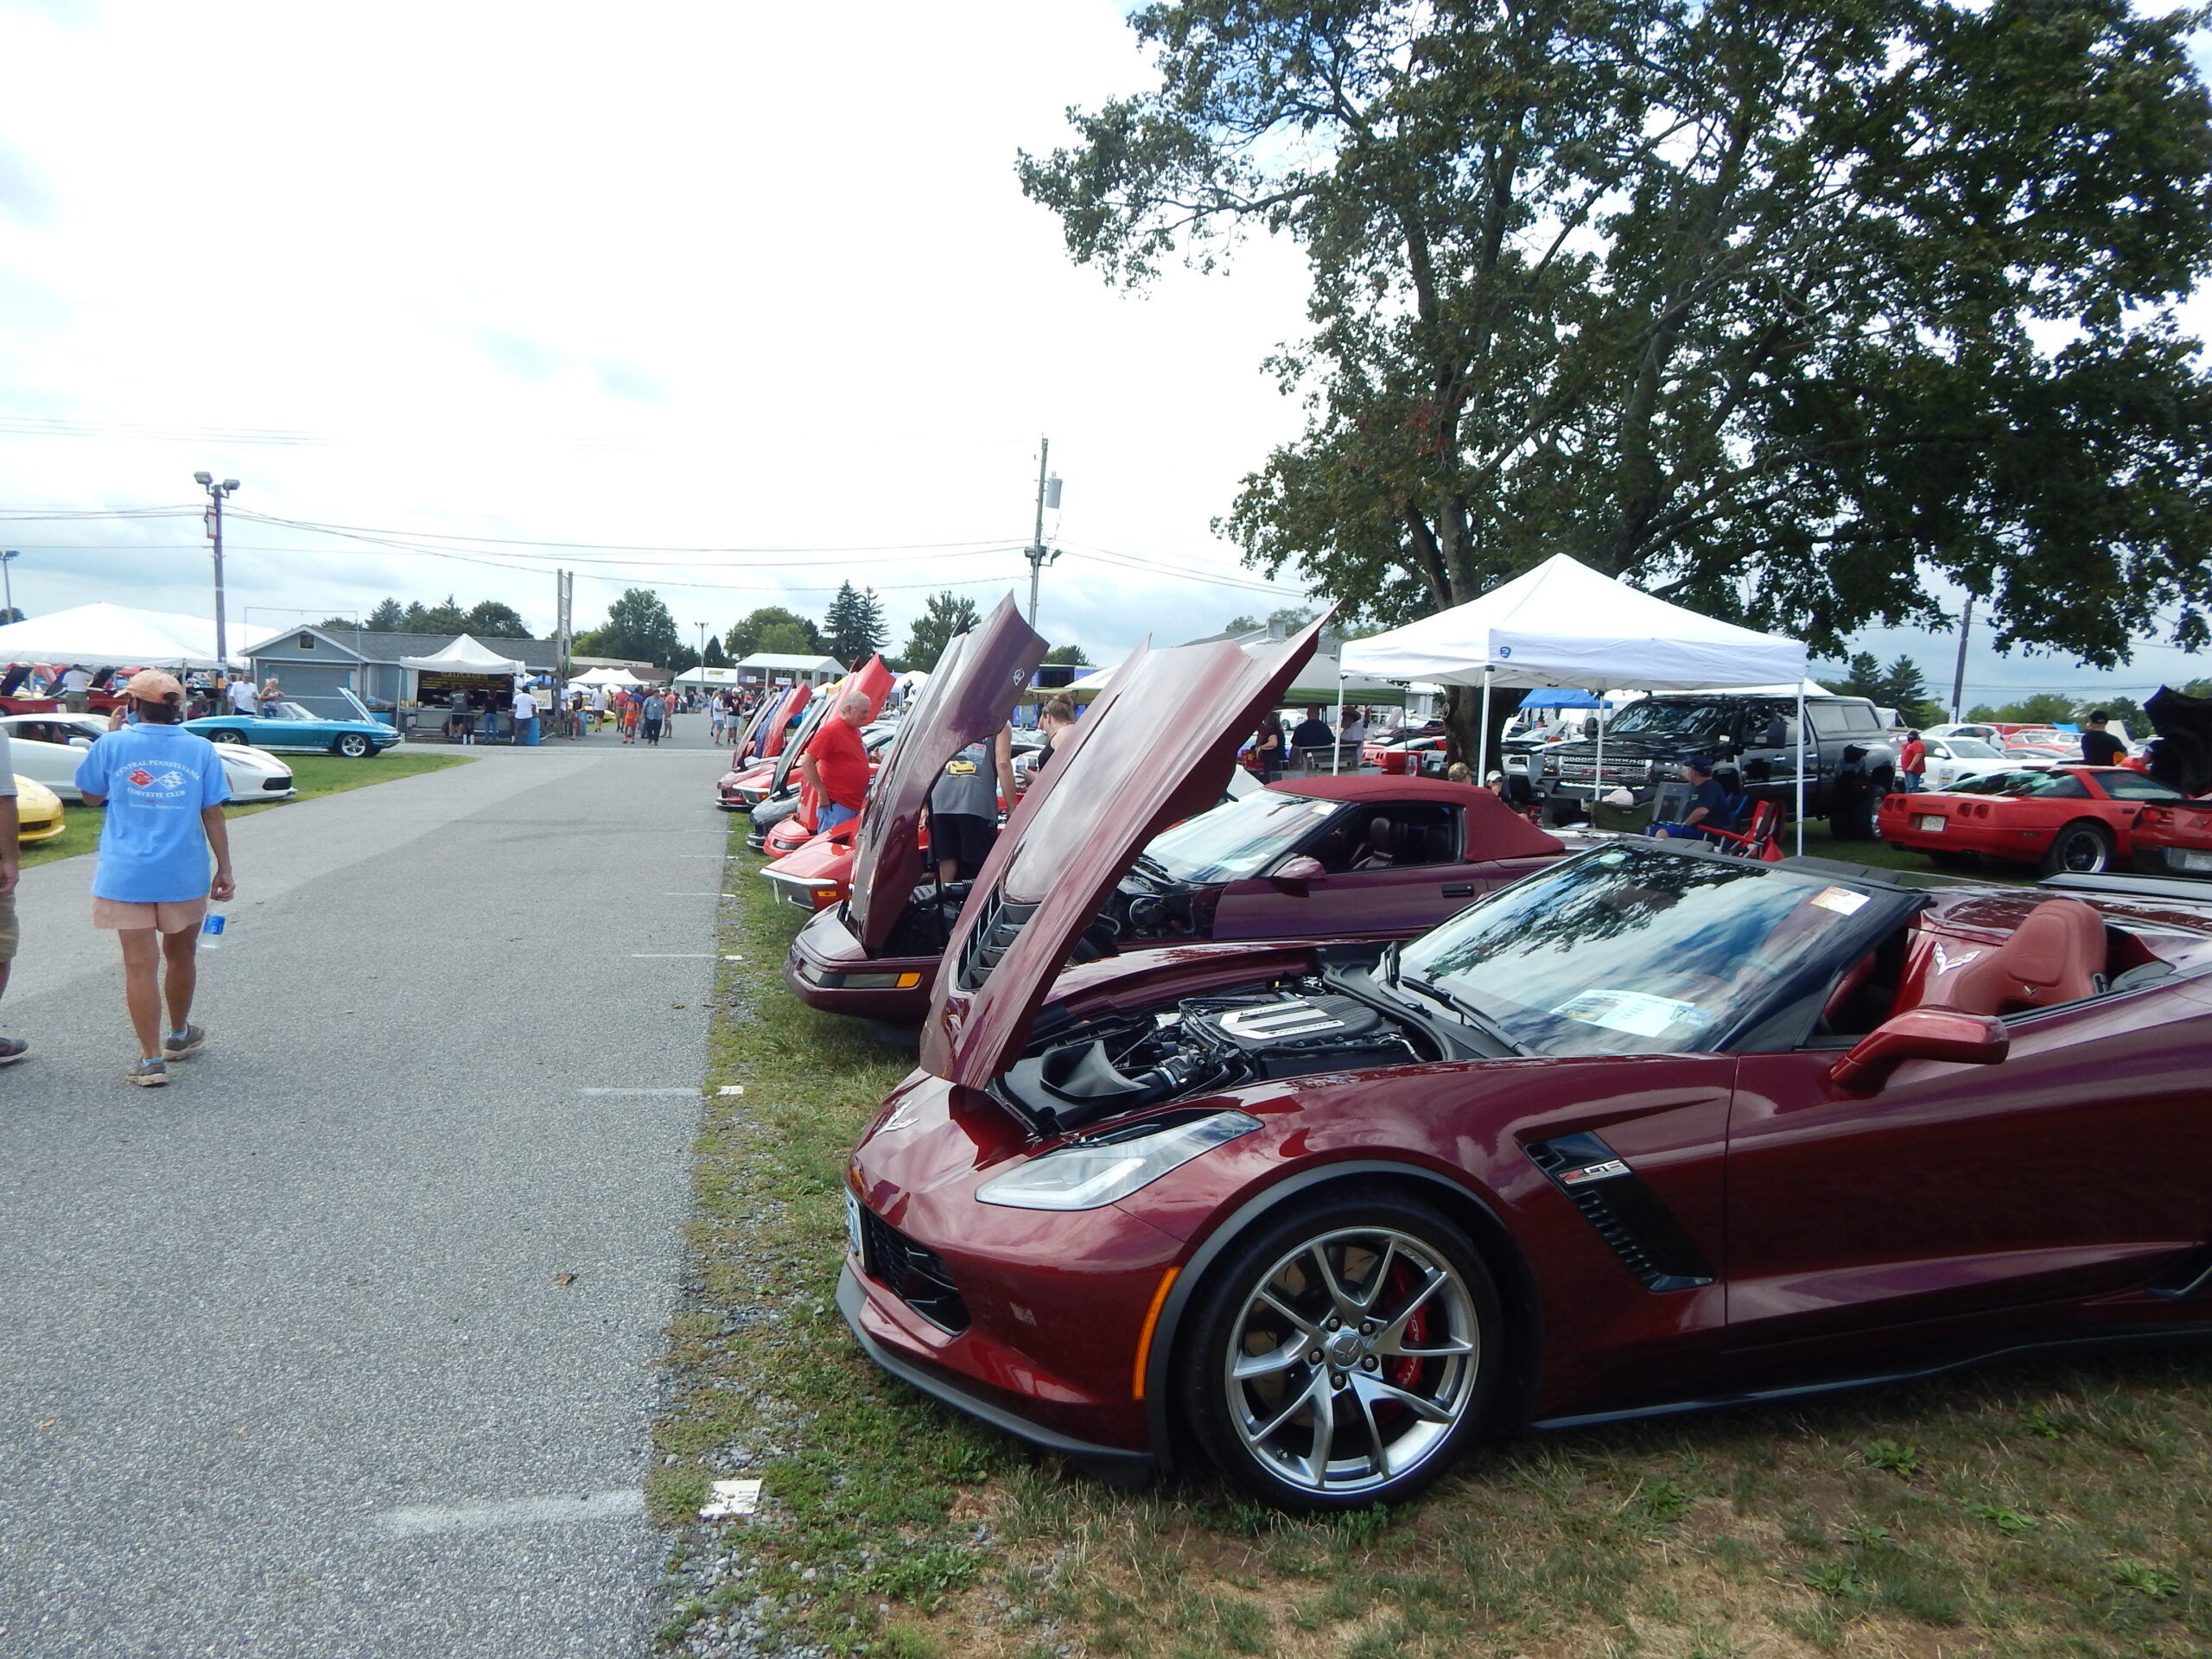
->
[75,725,232,902]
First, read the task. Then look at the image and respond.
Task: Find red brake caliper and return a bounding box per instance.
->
[1386,1260,1427,1391]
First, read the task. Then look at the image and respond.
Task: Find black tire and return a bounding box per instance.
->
[1175,1189,1501,1512]
[207,728,247,746]
[334,733,372,759]
[2039,818,2115,878]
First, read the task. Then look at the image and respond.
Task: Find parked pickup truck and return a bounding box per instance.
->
[1521,692,1898,839]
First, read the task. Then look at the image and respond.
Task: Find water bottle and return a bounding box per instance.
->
[200,912,226,950]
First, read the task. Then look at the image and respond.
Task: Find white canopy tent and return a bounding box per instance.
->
[397,633,526,676]
[673,666,743,689]
[1341,554,1812,849]
[0,602,239,671]
[567,665,653,688]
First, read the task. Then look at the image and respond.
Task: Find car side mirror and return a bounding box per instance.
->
[69,735,92,749]
[1830,1007,2008,1093]
[1270,855,1326,894]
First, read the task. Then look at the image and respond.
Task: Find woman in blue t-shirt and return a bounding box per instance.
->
[74,671,235,1088]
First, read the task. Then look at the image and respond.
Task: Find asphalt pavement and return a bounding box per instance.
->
[0,721,737,1656]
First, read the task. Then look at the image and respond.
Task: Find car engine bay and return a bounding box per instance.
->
[1001,979,1434,1129]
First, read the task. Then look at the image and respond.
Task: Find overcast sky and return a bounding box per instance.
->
[0,0,2206,711]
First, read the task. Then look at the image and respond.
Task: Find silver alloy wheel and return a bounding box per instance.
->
[1222,1225,1481,1497]
[2054,823,2111,873]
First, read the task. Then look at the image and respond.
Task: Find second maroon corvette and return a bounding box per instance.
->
[838,626,2212,1511]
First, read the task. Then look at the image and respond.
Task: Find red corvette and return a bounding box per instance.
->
[842,625,2212,1511]
[2130,797,2212,879]
[790,621,1567,1027]
[1878,765,2188,875]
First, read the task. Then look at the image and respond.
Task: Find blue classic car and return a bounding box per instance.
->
[186,690,403,758]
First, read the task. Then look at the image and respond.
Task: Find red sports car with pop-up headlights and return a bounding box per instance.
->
[842,624,2212,1512]
[1878,765,2187,875]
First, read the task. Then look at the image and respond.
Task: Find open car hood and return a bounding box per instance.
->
[847,597,1048,953]
[920,620,1321,1091]
[772,657,893,795]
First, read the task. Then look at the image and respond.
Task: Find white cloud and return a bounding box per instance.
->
[0,0,1316,651]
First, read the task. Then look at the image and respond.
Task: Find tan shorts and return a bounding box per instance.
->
[0,893,16,962]
[92,894,208,934]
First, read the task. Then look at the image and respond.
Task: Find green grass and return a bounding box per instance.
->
[18,751,473,872]
[658,842,2209,1659]
[652,842,1020,1655]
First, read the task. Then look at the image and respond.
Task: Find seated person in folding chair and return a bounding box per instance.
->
[1649,756,1740,843]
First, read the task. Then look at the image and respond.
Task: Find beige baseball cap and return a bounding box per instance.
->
[124,669,185,702]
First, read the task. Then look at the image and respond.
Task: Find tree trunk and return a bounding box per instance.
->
[1441,685,1523,776]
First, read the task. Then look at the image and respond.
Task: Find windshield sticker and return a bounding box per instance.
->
[1549,988,1715,1039]
[1809,886,1869,916]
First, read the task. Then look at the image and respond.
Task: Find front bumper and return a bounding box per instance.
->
[837,1265,1152,1484]
[762,863,844,912]
[785,904,937,1021]
[842,1073,1185,1459]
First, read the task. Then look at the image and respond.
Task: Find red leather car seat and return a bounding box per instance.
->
[1918,898,2106,1017]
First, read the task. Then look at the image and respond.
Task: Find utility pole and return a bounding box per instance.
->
[194,473,239,671]
[1023,438,1063,627]
[0,550,17,623]
[556,569,574,683]
[1949,591,1975,722]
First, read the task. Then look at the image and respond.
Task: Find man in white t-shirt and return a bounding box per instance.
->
[228,677,259,717]
[512,683,537,745]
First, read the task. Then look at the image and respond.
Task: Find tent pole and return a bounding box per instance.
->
[1796,683,1806,858]
[1595,692,1605,829]
[1333,664,1344,775]
[1478,670,1493,782]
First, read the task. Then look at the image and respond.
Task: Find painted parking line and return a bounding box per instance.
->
[664,892,737,898]
[577,1087,699,1097]
[372,1490,643,1539]
[631,953,717,958]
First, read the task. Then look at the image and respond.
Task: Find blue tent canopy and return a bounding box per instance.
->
[1516,688,1612,709]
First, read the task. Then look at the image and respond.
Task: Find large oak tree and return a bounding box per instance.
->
[1021,0,2212,755]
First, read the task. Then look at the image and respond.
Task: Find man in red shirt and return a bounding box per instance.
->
[798,692,874,833]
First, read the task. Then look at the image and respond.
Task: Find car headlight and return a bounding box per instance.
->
[975,1109,1261,1211]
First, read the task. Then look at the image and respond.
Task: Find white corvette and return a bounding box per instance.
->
[0,713,297,804]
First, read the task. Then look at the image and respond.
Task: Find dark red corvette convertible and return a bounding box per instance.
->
[841,626,2212,1511]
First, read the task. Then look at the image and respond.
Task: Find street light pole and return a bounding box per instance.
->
[194,473,240,671]
[1023,439,1064,628]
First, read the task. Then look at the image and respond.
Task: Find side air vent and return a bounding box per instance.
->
[1528,1132,1715,1293]
[954,888,1039,993]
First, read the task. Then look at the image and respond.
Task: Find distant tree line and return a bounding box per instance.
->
[319,596,532,637]
[313,580,1103,675]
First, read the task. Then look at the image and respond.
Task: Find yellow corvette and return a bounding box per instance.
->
[16,775,65,842]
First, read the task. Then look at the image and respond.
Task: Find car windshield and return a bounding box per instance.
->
[1942,738,2003,759]
[1397,844,1875,1057]
[1143,789,1342,883]
[264,702,317,721]
[1602,700,1740,741]
[1949,770,2086,798]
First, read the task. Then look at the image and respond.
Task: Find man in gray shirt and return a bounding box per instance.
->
[927,725,1016,884]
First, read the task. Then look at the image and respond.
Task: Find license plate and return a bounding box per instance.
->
[845,1190,865,1262]
[1916,816,1946,832]
[2182,851,2212,873]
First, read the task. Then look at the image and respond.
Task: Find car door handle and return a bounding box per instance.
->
[1442,883,1475,897]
